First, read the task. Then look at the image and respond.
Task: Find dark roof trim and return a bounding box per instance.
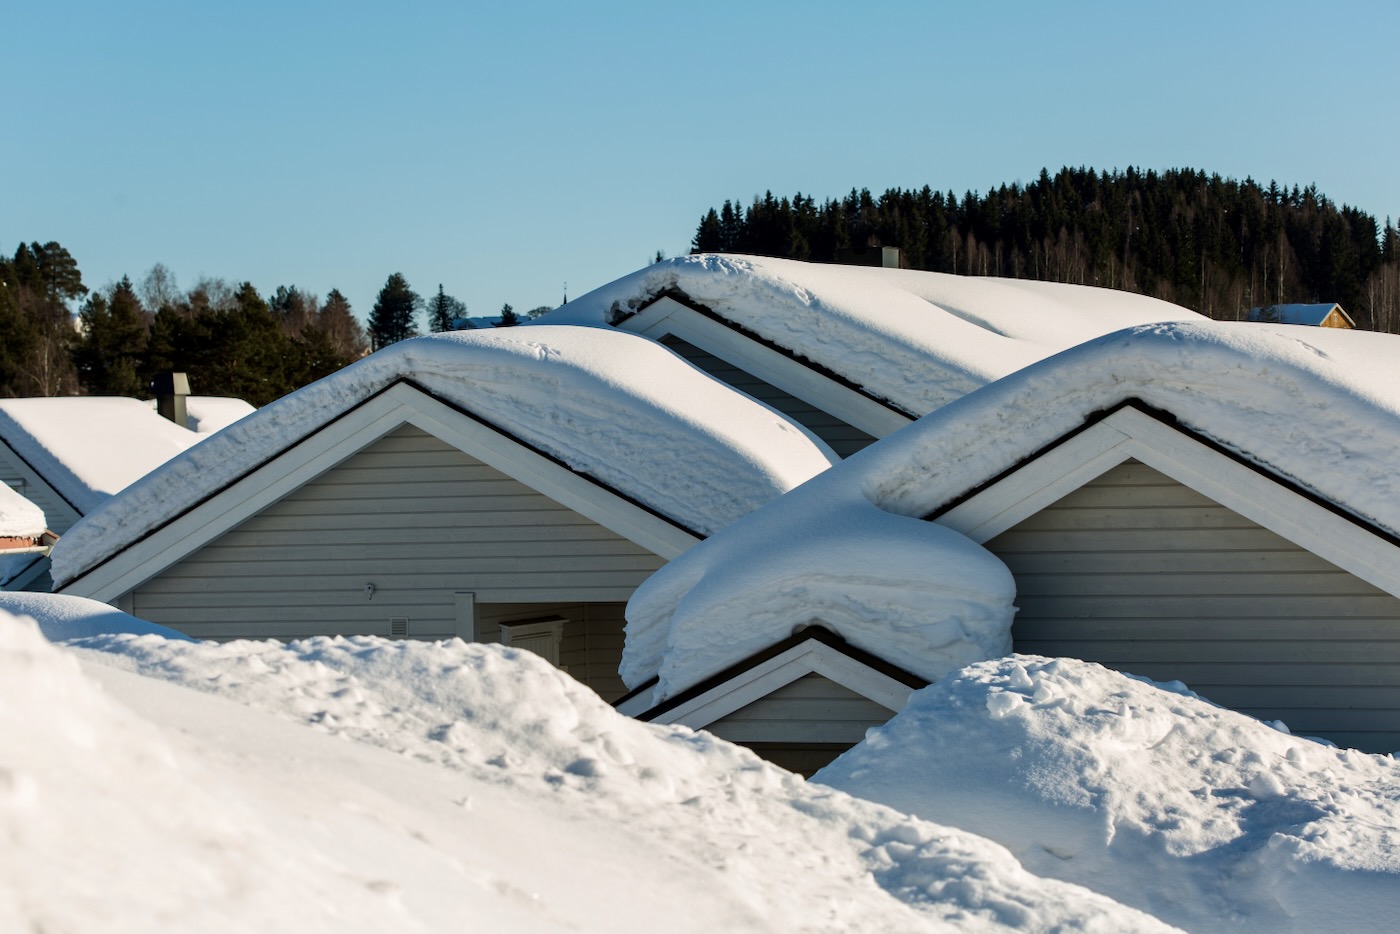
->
[925,398,1400,550]
[61,377,702,591]
[625,624,928,723]
[635,289,919,420]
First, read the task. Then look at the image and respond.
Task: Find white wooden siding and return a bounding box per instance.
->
[658,336,876,458]
[989,459,1400,753]
[705,672,896,745]
[131,425,665,652]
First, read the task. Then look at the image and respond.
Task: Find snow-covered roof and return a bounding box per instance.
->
[626,321,1400,698]
[1247,302,1353,326]
[50,327,839,589]
[0,397,203,515]
[0,483,47,541]
[541,254,1205,416]
[144,395,256,432]
[816,654,1400,934]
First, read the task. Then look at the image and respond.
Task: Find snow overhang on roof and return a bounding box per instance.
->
[0,482,48,543]
[50,327,839,590]
[539,253,1205,416]
[0,397,202,515]
[624,320,1400,700]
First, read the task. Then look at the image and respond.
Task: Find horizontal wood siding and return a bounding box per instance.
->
[131,425,665,644]
[0,445,78,532]
[659,335,876,458]
[475,601,627,701]
[706,672,895,745]
[989,459,1400,752]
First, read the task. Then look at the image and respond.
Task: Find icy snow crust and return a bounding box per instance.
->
[542,254,1203,416]
[815,655,1400,934]
[51,327,837,588]
[0,397,201,515]
[626,321,1400,695]
[1,607,1177,932]
[0,483,46,539]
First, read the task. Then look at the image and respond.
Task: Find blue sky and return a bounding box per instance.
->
[5,1,1397,322]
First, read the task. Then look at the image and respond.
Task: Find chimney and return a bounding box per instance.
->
[153,372,190,428]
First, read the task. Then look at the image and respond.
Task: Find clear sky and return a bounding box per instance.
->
[5,0,1397,322]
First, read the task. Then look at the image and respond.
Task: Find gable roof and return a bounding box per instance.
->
[541,254,1205,417]
[625,321,1400,699]
[50,327,839,592]
[0,397,202,516]
[1247,303,1355,327]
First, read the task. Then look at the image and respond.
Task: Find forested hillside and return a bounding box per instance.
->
[693,167,1400,332]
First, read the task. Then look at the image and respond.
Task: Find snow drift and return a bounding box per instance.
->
[815,655,1400,933]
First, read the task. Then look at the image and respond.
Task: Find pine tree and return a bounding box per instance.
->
[74,276,147,396]
[494,303,519,327]
[428,284,466,332]
[368,273,421,349]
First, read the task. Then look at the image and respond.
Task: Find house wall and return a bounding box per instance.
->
[0,443,80,533]
[988,458,1400,753]
[128,425,667,688]
[475,601,628,701]
[705,672,895,745]
[658,336,877,458]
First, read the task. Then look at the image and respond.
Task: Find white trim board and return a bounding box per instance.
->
[621,296,912,438]
[640,639,917,731]
[936,405,1400,598]
[62,382,701,603]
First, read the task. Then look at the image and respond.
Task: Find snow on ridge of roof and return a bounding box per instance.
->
[541,253,1204,416]
[0,397,202,515]
[50,327,840,590]
[624,321,1400,698]
[0,483,46,540]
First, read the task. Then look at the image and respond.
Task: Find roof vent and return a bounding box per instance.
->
[389,617,409,637]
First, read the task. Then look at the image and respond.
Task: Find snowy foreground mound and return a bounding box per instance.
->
[3,611,1173,933]
[816,656,1400,934]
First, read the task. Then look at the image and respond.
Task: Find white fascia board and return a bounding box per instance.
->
[934,405,1400,598]
[647,639,916,730]
[1106,407,1400,597]
[937,421,1132,543]
[622,297,912,437]
[66,383,699,603]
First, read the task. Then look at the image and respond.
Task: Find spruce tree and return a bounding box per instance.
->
[368,272,421,349]
[428,284,466,332]
[494,303,519,327]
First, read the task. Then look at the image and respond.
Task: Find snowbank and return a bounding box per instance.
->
[0,397,201,515]
[0,483,46,540]
[0,592,190,641]
[51,327,838,588]
[623,497,1015,699]
[815,655,1400,933]
[542,254,1203,416]
[3,611,1177,932]
[626,321,1400,696]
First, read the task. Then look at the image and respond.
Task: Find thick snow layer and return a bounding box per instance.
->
[0,592,190,641]
[51,327,838,589]
[815,656,1400,933]
[628,321,1400,695]
[856,321,1400,535]
[0,397,201,515]
[1,606,1176,932]
[145,395,257,433]
[541,254,1203,416]
[623,497,1015,699]
[0,483,46,539]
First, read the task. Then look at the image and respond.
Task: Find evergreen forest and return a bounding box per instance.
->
[693,167,1400,333]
